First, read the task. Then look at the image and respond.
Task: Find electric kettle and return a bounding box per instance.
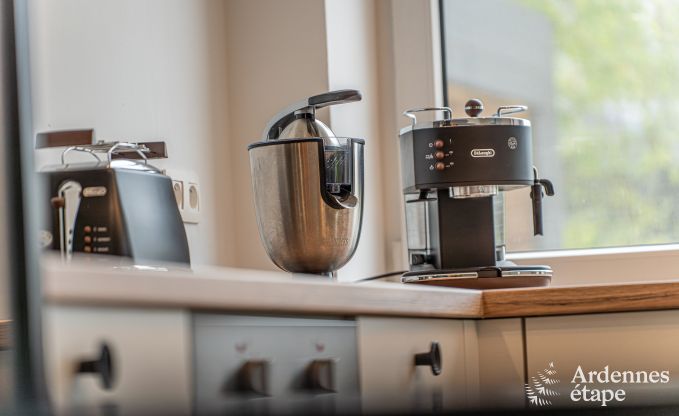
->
[248,90,365,277]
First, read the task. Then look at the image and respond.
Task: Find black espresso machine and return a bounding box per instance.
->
[38,129,190,266]
[398,100,554,289]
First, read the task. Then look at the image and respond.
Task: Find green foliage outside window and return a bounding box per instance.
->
[521,0,679,248]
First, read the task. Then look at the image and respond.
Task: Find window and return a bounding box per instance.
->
[440,0,679,253]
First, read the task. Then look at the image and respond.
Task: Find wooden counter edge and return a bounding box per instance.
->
[43,271,484,319]
[482,281,679,318]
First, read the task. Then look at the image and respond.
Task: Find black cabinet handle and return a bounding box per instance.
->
[415,341,442,376]
[77,342,115,390]
[305,359,336,392]
[237,360,270,396]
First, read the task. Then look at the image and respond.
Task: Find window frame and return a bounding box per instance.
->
[389,0,679,285]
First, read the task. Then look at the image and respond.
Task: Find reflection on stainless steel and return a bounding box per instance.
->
[56,180,82,261]
[493,105,528,117]
[500,269,552,277]
[450,185,498,199]
[402,107,452,127]
[399,116,531,136]
[249,139,364,274]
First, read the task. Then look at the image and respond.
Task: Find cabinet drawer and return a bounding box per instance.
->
[357,317,468,414]
[193,314,360,415]
[527,310,679,408]
[44,306,191,415]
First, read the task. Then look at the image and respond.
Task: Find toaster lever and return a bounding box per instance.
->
[55,180,82,261]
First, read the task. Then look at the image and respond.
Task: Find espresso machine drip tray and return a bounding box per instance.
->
[401,266,552,290]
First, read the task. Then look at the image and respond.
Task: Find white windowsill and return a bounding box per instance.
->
[508,244,679,261]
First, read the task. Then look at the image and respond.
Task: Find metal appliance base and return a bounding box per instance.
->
[401,265,552,290]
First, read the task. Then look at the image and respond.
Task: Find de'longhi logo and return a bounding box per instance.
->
[525,362,561,407]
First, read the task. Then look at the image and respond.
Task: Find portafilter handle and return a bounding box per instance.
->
[262,89,362,141]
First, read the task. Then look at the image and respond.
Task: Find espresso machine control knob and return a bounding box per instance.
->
[434,151,445,160]
[464,99,484,117]
[434,139,445,149]
[435,162,446,171]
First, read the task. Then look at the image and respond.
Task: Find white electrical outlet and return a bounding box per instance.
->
[166,169,200,224]
[172,180,184,209]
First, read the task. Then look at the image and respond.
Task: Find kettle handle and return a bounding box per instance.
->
[262,89,362,141]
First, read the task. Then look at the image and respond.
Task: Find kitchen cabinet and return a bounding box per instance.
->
[0,350,11,411]
[526,310,679,408]
[193,314,360,415]
[475,318,525,410]
[357,317,469,414]
[43,306,191,416]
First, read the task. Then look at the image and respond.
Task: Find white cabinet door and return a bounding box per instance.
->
[475,318,525,410]
[526,310,679,409]
[357,317,468,414]
[43,306,191,416]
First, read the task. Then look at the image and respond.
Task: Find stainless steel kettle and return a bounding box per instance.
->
[248,90,365,276]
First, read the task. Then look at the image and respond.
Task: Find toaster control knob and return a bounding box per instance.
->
[435,162,446,171]
[76,342,116,390]
[415,342,442,376]
[306,359,336,392]
[237,360,270,396]
[433,139,445,149]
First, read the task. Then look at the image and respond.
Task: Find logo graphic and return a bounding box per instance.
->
[508,137,518,150]
[525,362,561,407]
[471,148,495,158]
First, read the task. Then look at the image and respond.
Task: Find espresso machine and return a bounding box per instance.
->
[248,90,364,277]
[398,99,554,289]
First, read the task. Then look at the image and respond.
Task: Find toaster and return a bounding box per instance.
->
[39,130,190,266]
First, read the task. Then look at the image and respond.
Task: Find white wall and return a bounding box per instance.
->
[223,0,393,279]
[27,0,398,279]
[0,0,12,320]
[325,0,387,279]
[28,0,233,266]
[223,0,330,272]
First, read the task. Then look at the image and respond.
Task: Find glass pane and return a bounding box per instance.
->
[442,0,679,252]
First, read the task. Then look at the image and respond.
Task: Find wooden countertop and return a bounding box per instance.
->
[42,260,482,319]
[483,280,679,318]
[38,259,679,320]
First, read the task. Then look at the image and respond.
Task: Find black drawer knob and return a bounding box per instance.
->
[77,342,115,390]
[237,360,270,396]
[414,341,441,376]
[306,359,336,392]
